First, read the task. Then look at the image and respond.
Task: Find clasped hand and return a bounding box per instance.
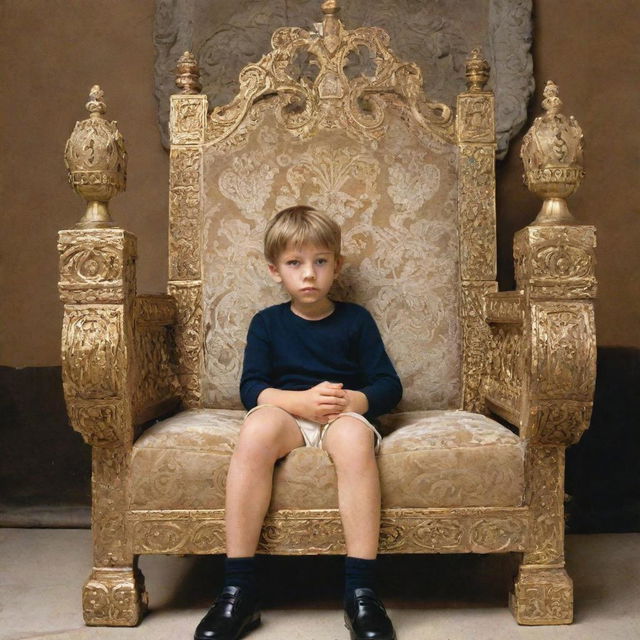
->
[297,381,348,423]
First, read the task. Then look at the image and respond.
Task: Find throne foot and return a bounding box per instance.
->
[509,565,573,625]
[83,566,148,626]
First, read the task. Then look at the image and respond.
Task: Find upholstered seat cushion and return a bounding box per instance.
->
[129,409,524,510]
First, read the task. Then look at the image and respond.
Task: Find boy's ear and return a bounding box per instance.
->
[267,262,282,283]
[335,255,344,275]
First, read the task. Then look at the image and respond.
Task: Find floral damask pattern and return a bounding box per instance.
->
[129,408,524,510]
[201,99,461,411]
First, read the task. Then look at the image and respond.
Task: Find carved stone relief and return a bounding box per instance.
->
[154,0,533,157]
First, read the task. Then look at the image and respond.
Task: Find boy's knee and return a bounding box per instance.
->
[237,406,299,458]
[323,416,375,460]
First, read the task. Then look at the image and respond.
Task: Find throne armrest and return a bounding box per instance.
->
[59,229,181,449]
[132,294,181,426]
[482,225,597,446]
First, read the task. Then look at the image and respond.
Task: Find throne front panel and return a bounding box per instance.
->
[200,98,462,412]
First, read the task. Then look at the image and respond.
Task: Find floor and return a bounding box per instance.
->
[1,529,638,640]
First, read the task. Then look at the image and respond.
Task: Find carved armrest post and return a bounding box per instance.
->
[505,83,597,625]
[58,228,147,625]
[60,87,149,625]
[508,222,596,625]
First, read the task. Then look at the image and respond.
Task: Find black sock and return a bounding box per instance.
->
[344,556,377,602]
[223,556,258,597]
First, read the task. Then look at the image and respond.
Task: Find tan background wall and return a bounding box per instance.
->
[1,0,638,368]
[0,0,168,367]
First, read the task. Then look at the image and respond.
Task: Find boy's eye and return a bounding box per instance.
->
[286,260,299,266]
[316,258,328,265]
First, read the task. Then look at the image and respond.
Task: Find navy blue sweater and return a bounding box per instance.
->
[240,301,402,422]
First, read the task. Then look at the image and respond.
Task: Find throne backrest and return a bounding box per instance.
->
[168,5,497,414]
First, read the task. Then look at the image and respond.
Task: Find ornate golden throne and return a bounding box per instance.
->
[59,1,596,628]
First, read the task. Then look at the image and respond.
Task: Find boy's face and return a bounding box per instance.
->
[268,243,343,312]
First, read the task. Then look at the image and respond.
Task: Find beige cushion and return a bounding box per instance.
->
[129,409,524,510]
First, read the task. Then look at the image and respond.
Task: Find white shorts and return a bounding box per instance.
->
[244,404,382,453]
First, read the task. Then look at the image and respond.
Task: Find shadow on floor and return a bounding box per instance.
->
[152,552,520,613]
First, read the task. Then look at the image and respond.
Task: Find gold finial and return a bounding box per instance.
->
[86,85,106,118]
[175,51,202,94]
[465,48,490,92]
[541,80,563,116]
[65,86,127,228]
[321,0,340,16]
[521,81,584,226]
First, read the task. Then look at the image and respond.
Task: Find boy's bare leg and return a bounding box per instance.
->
[225,406,305,557]
[322,416,381,558]
[322,418,396,640]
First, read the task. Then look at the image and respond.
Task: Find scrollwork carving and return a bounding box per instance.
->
[484,323,524,423]
[58,229,136,304]
[458,145,496,281]
[514,222,596,299]
[169,148,202,281]
[93,447,130,567]
[524,445,564,566]
[532,302,596,400]
[530,401,593,446]
[202,8,455,145]
[470,518,526,552]
[132,295,180,423]
[167,283,202,407]
[411,519,463,551]
[129,508,528,555]
[67,401,124,447]
[461,282,497,413]
[62,307,124,400]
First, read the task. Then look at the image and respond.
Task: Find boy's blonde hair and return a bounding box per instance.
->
[264,205,341,263]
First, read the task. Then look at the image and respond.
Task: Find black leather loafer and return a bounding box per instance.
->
[344,588,397,640]
[194,585,261,640]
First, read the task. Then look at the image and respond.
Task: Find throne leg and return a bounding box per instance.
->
[510,445,573,624]
[83,448,148,626]
[509,564,573,625]
[83,561,148,626]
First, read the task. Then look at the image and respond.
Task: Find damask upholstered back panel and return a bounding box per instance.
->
[201,97,462,412]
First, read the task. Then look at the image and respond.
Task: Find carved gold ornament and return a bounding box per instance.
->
[203,0,455,145]
[521,81,584,225]
[64,86,127,228]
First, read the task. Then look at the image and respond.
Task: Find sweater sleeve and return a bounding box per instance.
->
[356,310,403,420]
[239,313,272,410]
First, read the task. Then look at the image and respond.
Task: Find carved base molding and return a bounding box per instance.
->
[83,566,148,627]
[509,565,573,625]
[129,507,529,555]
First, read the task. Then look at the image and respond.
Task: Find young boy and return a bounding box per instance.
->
[195,206,402,640]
